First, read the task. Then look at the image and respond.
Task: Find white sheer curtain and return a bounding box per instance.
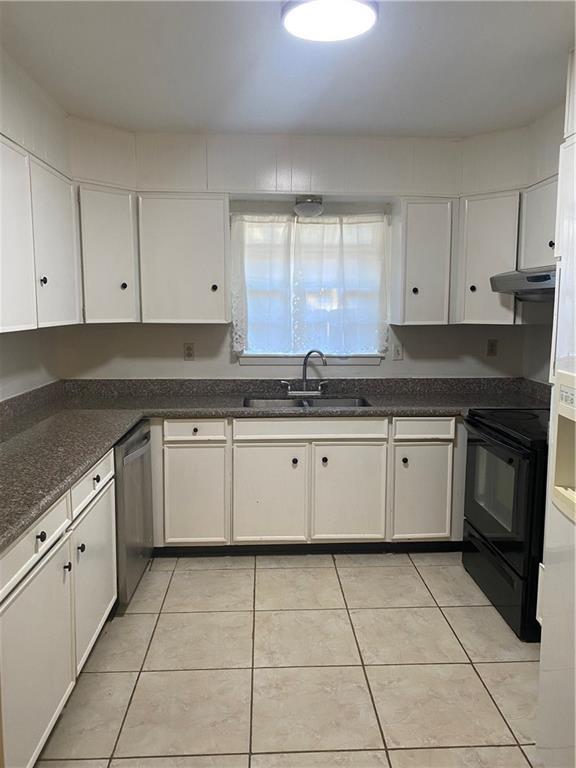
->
[231,213,389,356]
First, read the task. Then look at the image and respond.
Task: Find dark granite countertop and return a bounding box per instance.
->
[0,377,550,554]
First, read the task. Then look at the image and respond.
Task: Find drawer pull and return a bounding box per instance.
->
[40,276,48,285]
[63,562,72,572]
[193,427,199,434]
[93,474,101,484]
[292,458,299,466]
[36,530,47,543]
[322,456,328,465]
[211,284,218,292]
[402,457,409,465]
[77,543,86,554]
[412,287,419,295]
[469,284,477,292]
[548,240,555,248]
[120,282,128,290]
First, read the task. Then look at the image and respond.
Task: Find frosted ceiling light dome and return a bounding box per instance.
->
[282,0,378,42]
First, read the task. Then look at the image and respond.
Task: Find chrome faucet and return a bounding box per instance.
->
[302,349,328,392]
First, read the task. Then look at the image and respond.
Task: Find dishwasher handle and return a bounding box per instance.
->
[123,433,151,466]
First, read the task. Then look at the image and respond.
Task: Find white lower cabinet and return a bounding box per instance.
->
[0,534,75,768]
[70,480,117,673]
[391,442,453,540]
[164,444,228,544]
[312,443,386,540]
[233,443,308,542]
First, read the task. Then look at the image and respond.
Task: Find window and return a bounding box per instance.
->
[231,213,389,356]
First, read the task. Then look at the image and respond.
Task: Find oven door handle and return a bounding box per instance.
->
[464,421,532,463]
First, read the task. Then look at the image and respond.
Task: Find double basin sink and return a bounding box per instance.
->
[243,397,371,409]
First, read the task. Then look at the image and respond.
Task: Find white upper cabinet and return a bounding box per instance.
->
[455,191,518,324]
[139,194,229,323]
[518,177,558,269]
[80,186,140,323]
[565,50,575,139]
[0,138,37,332]
[30,160,82,327]
[391,198,453,325]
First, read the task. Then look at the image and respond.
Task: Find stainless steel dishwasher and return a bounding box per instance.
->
[114,419,153,611]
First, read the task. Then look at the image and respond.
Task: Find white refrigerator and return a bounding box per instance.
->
[536,124,576,767]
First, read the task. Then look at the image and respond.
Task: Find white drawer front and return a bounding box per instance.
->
[71,449,115,519]
[392,417,455,441]
[233,418,388,441]
[164,419,228,442]
[0,493,71,601]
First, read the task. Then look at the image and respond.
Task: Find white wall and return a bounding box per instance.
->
[0,328,60,401]
[54,323,525,380]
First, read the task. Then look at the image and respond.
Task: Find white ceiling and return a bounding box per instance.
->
[1,1,574,137]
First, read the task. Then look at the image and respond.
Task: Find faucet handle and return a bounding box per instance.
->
[318,379,329,392]
[280,380,291,390]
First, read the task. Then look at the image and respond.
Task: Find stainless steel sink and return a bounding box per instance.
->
[304,397,371,408]
[242,396,371,409]
[242,398,304,409]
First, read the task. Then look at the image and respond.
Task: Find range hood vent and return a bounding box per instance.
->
[490,265,556,302]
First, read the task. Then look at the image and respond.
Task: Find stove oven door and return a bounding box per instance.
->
[464,421,535,576]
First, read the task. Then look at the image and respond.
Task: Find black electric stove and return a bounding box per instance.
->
[463,408,550,641]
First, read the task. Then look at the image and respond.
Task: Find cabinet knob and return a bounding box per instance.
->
[36,530,47,543]
[292,458,298,466]
[120,282,128,290]
[322,456,328,465]
[402,457,409,465]
[193,427,199,434]
[548,240,555,248]
[412,287,419,295]
[93,474,101,484]
[469,285,477,292]
[63,562,72,572]
[77,543,86,553]
[40,276,48,285]
[211,284,218,292]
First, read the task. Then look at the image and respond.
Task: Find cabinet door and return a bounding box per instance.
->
[518,177,558,270]
[80,186,140,322]
[403,199,452,324]
[312,443,386,540]
[233,444,308,542]
[30,160,82,327]
[164,444,228,543]
[139,195,228,323]
[0,535,74,768]
[0,138,37,332]
[459,192,518,324]
[392,443,453,540]
[71,481,117,673]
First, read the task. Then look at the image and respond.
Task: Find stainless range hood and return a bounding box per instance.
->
[490,265,556,302]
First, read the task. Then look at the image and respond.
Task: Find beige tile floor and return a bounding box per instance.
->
[39,552,540,768]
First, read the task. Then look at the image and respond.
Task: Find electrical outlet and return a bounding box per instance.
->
[486,338,498,357]
[392,341,404,361]
[183,342,195,361]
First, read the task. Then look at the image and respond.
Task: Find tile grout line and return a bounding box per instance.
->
[108,561,177,761]
[410,559,528,753]
[332,554,392,768]
[248,553,257,766]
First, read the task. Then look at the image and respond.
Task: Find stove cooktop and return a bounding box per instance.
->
[467,408,550,448]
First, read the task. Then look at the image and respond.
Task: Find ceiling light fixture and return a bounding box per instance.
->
[282,0,378,42]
